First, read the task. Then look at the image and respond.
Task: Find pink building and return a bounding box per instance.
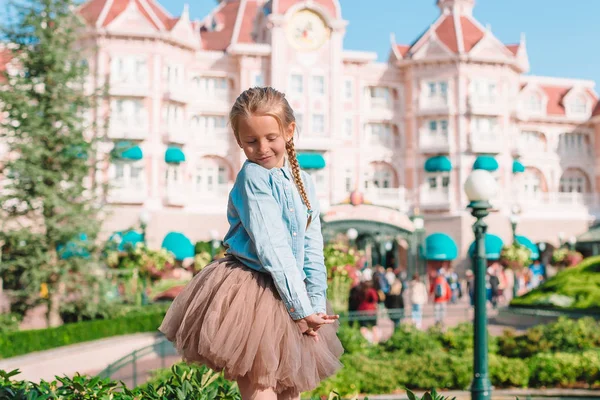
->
[3,0,600,263]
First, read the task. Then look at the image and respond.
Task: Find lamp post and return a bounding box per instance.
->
[568,236,576,251]
[464,169,498,400]
[411,213,425,276]
[558,231,565,247]
[139,209,151,243]
[209,230,220,260]
[509,205,521,245]
[346,228,358,249]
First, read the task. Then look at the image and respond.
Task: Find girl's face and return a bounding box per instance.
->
[237,115,294,169]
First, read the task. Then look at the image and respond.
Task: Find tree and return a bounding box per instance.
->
[0,0,105,326]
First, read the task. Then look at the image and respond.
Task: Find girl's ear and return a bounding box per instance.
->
[285,121,296,142]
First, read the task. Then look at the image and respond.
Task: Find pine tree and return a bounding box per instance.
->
[0,0,104,326]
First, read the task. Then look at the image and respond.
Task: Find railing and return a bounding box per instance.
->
[419,132,450,151]
[365,187,409,211]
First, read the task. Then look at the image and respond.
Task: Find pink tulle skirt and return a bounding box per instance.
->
[159,255,344,395]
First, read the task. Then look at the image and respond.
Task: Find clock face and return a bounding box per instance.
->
[286,9,329,51]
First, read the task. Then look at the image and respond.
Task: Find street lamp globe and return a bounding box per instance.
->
[412,216,424,231]
[139,209,152,226]
[509,214,520,225]
[384,241,393,251]
[568,236,577,246]
[346,228,358,240]
[464,170,498,203]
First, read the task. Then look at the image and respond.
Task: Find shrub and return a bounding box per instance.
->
[0,303,169,359]
[382,324,444,355]
[528,351,600,388]
[488,354,529,388]
[0,313,21,334]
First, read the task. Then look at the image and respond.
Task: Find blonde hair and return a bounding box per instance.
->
[229,87,313,228]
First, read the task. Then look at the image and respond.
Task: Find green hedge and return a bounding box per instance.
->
[0,303,169,359]
[511,255,600,311]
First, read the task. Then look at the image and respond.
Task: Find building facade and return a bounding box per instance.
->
[4,0,600,264]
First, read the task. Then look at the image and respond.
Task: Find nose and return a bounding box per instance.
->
[258,140,269,154]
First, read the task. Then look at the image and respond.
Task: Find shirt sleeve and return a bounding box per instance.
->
[234,165,314,320]
[301,172,328,314]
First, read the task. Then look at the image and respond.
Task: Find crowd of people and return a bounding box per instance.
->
[345,258,549,343]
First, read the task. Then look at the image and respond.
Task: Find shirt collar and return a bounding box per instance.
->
[280,158,293,180]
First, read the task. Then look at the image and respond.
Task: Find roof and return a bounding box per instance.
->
[393,7,518,60]
[593,101,600,117]
[200,0,243,51]
[275,0,339,19]
[77,0,173,29]
[521,84,598,116]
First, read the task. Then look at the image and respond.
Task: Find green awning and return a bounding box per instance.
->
[58,233,90,260]
[473,156,499,172]
[112,141,143,161]
[516,235,540,260]
[468,234,504,261]
[165,147,185,164]
[297,153,325,170]
[108,230,144,252]
[424,156,452,172]
[577,225,600,243]
[162,231,194,261]
[423,233,458,261]
[512,160,525,174]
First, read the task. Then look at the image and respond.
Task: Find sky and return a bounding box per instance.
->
[156,0,600,90]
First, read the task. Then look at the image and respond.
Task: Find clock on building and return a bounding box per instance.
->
[286,9,329,51]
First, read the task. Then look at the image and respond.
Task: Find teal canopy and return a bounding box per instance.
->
[108,230,144,252]
[58,233,90,260]
[512,160,525,174]
[468,234,504,261]
[297,153,326,170]
[112,141,143,161]
[516,235,540,260]
[165,147,185,164]
[473,156,499,172]
[161,232,194,261]
[423,233,458,261]
[424,156,452,172]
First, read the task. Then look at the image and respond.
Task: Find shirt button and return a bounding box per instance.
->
[289,208,294,212]
[293,232,297,236]
[290,308,295,312]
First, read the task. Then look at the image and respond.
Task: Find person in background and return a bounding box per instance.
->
[446,267,460,304]
[430,269,451,327]
[357,280,380,343]
[465,269,475,307]
[372,265,390,304]
[488,267,500,309]
[384,278,404,327]
[528,259,545,289]
[385,267,397,287]
[410,273,428,329]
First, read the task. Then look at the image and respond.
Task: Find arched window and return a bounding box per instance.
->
[519,131,546,152]
[559,169,589,193]
[363,162,397,189]
[559,132,589,154]
[522,168,546,195]
[568,94,588,115]
[525,92,543,113]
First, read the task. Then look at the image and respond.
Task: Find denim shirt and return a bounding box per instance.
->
[223,160,327,320]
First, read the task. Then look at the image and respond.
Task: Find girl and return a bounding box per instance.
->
[409,273,427,329]
[159,87,343,400]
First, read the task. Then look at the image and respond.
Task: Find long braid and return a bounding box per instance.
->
[285,138,313,229]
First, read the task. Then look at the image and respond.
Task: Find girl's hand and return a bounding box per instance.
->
[295,312,339,341]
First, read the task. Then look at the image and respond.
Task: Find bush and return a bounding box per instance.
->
[497,317,600,358]
[488,354,529,388]
[511,255,600,311]
[528,350,600,388]
[0,313,21,334]
[0,303,169,359]
[382,324,443,355]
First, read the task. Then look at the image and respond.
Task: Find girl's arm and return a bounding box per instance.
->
[234,164,313,320]
[301,173,327,314]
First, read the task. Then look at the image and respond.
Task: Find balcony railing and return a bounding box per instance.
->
[165,183,186,206]
[107,180,146,204]
[420,188,451,208]
[108,78,149,97]
[420,132,450,153]
[419,96,449,113]
[163,123,188,144]
[108,117,148,140]
[164,84,189,104]
[470,130,502,154]
[365,187,409,211]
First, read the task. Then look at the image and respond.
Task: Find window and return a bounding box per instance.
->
[426,174,450,190]
[194,76,229,100]
[344,117,353,138]
[520,131,545,151]
[344,168,353,192]
[164,104,184,126]
[369,87,392,108]
[312,75,325,95]
[307,169,327,193]
[569,95,588,115]
[111,162,144,190]
[295,112,303,132]
[367,123,393,146]
[312,114,325,134]
[428,119,449,136]
[522,170,542,195]
[525,92,543,113]
[165,64,184,86]
[195,158,228,195]
[344,79,353,100]
[559,132,588,153]
[110,56,148,84]
[470,79,497,103]
[166,165,182,185]
[111,99,147,125]
[193,115,227,133]
[427,81,448,100]
[253,72,264,87]
[291,74,303,94]
[472,117,497,133]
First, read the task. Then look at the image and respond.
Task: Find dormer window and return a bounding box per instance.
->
[567,94,589,116]
[525,92,543,113]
